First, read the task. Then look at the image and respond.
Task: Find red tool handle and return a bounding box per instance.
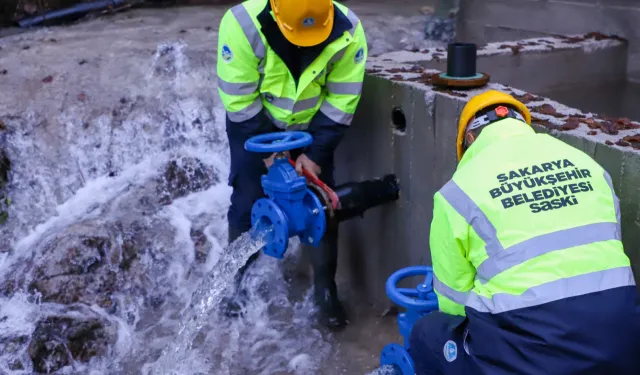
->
[288,158,339,210]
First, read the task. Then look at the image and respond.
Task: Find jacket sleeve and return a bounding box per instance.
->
[429,190,476,316]
[305,14,367,166]
[216,7,265,140]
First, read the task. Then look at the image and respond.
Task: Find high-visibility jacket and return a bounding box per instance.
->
[430,118,640,374]
[216,0,366,167]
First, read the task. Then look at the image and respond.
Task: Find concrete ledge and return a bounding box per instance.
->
[375,33,628,94]
[456,0,640,77]
[336,52,640,308]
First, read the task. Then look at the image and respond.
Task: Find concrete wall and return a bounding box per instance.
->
[374,34,632,118]
[334,77,460,306]
[456,0,640,81]
[335,61,640,309]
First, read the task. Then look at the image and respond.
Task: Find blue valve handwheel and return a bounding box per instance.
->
[386,265,439,311]
[244,131,313,153]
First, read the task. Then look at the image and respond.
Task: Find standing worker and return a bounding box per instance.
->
[216,0,367,329]
[409,90,640,374]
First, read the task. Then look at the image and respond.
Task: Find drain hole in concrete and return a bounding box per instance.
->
[391,107,406,132]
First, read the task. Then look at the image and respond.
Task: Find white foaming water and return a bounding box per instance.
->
[367,365,399,375]
[145,229,270,374]
[0,40,334,374]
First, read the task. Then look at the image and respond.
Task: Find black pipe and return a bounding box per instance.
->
[446,43,477,78]
[332,174,400,223]
[18,0,126,28]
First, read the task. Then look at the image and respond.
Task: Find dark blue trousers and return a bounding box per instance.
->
[409,286,640,375]
[226,121,336,233]
[409,312,472,375]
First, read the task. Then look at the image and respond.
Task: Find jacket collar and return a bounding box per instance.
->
[458,118,535,169]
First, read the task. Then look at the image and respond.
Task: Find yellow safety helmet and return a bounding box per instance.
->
[270,0,334,47]
[457,90,532,161]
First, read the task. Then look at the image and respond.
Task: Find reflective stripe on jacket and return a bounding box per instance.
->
[430,117,635,316]
[429,117,640,373]
[216,0,367,129]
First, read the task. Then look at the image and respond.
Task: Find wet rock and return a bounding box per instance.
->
[0,335,28,370]
[28,313,117,374]
[157,157,219,205]
[27,232,118,309]
[191,228,211,264]
[0,334,29,355]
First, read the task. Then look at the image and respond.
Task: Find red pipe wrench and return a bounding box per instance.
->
[288,158,339,210]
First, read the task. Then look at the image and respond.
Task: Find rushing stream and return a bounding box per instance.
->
[0,38,334,374]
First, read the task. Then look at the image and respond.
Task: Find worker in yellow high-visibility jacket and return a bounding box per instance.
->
[409,90,640,374]
[216,0,367,329]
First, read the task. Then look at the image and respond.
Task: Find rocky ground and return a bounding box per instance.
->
[0,1,444,374]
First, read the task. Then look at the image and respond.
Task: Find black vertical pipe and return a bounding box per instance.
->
[446,43,477,78]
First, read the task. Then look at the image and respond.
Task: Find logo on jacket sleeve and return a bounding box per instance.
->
[222,44,233,63]
[443,340,458,362]
[354,47,365,64]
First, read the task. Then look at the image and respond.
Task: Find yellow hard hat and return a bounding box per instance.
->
[270,0,334,47]
[456,90,532,161]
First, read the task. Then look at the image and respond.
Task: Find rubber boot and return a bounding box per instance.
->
[305,220,348,330]
[220,225,260,318]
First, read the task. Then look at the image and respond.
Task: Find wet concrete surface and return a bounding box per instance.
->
[540,80,640,122]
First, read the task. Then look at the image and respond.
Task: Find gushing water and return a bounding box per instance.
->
[146,228,271,374]
[367,364,399,375]
[0,35,334,374]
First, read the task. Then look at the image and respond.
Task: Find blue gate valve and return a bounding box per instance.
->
[244,131,327,259]
[380,266,440,375]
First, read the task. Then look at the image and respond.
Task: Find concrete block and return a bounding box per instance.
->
[601,6,640,76]
[549,0,599,4]
[552,131,598,159]
[605,0,640,8]
[593,142,626,192]
[420,43,627,95]
[458,0,640,77]
[619,152,640,269]
[460,0,602,35]
[481,26,555,45]
[379,35,628,115]
[335,75,438,307]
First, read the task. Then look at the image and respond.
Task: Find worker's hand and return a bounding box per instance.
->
[263,151,289,169]
[295,153,321,179]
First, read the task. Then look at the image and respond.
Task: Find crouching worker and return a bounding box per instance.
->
[409,90,640,374]
[216,0,367,329]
